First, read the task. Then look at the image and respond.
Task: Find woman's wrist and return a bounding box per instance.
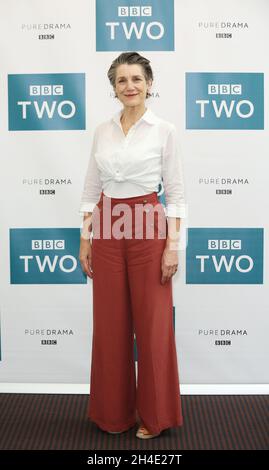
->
[166,217,181,250]
[165,237,179,250]
[80,235,91,242]
[80,212,93,241]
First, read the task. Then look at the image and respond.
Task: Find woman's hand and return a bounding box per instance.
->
[79,238,93,278]
[161,246,178,284]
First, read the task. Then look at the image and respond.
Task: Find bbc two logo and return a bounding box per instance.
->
[186,73,264,129]
[186,228,263,284]
[96,0,174,50]
[8,73,85,131]
[9,229,86,284]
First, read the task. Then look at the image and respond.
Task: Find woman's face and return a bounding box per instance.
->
[114,63,152,108]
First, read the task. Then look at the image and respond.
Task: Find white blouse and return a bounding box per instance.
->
[79,107,187,218]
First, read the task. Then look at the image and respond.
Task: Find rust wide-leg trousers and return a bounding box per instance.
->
[87,191,183,435]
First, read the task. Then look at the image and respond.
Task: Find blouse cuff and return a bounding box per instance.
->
[79,202,98,216]
[164,204,187,219]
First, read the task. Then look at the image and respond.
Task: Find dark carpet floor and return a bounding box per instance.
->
[0,394,267,450]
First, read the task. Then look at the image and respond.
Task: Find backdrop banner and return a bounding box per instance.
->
[0,0,268,388]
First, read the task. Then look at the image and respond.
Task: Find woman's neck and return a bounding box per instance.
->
[120,106,147,126]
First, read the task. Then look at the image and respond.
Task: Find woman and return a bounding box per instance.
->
[79,52,187,439]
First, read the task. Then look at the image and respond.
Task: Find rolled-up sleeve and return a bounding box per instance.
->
[79,127,102,216]
[162,124,187,218]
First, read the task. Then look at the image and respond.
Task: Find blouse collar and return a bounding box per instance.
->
[112,107,158,128]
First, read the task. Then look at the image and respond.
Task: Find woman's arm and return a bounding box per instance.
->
[160,124,187,283]
[79,212,93,278]
[166,216,181,250]
[161,124,187,221]
[79,126,102,216]
[78,126,102,278]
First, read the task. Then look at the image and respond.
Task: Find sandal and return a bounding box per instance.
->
[136,425,160,439]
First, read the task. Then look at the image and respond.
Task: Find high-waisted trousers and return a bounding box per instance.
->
[87,190,183,435]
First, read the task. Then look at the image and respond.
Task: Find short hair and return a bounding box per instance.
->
[107,52,154,99]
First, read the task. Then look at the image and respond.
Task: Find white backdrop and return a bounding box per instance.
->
[0,0,268,392]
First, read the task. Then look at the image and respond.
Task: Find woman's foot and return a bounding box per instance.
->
[136,425,160,439]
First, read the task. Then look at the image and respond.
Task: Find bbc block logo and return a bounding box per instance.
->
[96,0,174,51]
[10,228,86,284]
[8,73,85,130]
[186,73,264,129]
[186,228,263,284]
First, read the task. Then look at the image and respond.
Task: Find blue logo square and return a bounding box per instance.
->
[10,228,86,284]
[8,73,85,130]
[96,0,174,51]
[186,228,263,284]
[186,73,264,129]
